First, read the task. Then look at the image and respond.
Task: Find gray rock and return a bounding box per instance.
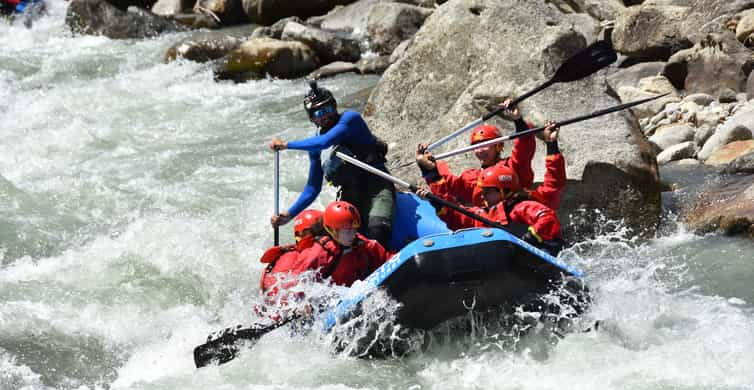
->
[719,88,739,103]
[699,124,754,160]
[281,21,361,63]
[548,0,625,21]
[251,17,303,39]
[356,55,390,74]
[736,9,754,43]
[366,0,663,233]
[723,151,754,174]
[649,123,696,150]
[106,0,157,11]
[165,31,241,63]
[389,38,412,64]
[216,37,318,81]
[193,0,246,25]
[615,84,680,120]
[657,141,696,164]
[694,125,716,146]
[242,0,356,26]
[151,0,191,15]
[607,62,665,95]
[663,33,750,94]
[66,0,186,39]
[308,61,358,79]
[612,5,692,61]
[310,0,381,36]
[366,3,432,55]
[683,93,715,106]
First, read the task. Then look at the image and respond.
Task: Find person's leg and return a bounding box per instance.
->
[364,179,395,248]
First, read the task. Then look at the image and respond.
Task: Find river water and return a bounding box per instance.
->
[2,3,754,389]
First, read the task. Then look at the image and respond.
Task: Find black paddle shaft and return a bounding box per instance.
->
[482,40,617,121]
[194,316,297,368]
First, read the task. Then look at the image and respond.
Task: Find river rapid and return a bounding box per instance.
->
[2,3,754,389]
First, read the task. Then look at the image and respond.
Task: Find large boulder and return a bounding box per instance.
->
[662,33,750,96]
[193,0,247,25]
[723,151,754,174]
[612,0,754,61]
[365,0,663,234]
[216,37,318,81]
[281,21,361,63]
[736,9,754,44]
[165,31,242,63]
[308,0,381,35]
[366,3,432,55]
[698,101,754,160]
[66,0,186,39]
[684,175,754,236]
[649,123,696,150]
[151,0,193,15]
[612,5,692,61]
[548,0,626,21]
[705,140,754,165]
[242,0,357,26]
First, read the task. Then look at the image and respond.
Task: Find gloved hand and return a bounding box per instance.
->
[521,229,543,246]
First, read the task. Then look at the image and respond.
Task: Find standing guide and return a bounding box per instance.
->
[268,81,395,248]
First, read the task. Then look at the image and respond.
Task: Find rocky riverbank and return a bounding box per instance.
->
[62,0,754,238]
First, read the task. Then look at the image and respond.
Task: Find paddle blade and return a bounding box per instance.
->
[193,325,266,368]
[552,40,617,82]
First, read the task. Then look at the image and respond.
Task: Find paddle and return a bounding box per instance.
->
[193,151,289,369]
[334,152,517,233]
[425,40,617,151]
[273,150,280,246]
[193,315,298,368]
[433,93,669,160]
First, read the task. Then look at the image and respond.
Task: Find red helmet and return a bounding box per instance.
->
[478,165,520,192]
[323,201,361,233]
[470,124,502,145]
[294,209,323,238]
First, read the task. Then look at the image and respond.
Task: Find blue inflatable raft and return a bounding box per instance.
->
[324,192,585,331]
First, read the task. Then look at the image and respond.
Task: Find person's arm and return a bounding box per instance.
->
[510,201,561,241]
[287,152,323,217]
[366,239,389,272]
[426,162,478,204]
[287,120,351,153]
[509,117,536,189]
[531,147,565,210]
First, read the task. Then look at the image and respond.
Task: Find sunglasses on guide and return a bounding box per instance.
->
[312,106,335,118]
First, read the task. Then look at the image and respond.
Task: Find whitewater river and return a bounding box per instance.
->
[2,3,754,389]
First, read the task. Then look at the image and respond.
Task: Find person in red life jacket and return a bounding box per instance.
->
[294,201,389,287]
[415,99,536,212]
[259,209,325,298]
[418,121,565,255]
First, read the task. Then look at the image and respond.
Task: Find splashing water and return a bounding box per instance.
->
[2,2,754,389]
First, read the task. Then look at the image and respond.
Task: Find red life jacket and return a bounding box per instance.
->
[295,233,388,287]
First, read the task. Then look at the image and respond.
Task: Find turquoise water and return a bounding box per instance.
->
[2,3,754,389]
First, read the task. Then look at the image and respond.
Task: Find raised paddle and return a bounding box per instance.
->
[433,93,669,160]
[426,40,617,151]
[193,315,300,368]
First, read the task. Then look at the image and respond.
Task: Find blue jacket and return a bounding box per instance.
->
[285,111,380,217]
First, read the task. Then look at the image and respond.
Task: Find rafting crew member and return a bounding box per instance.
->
[269,81,395,248]
[418,121,565,255]
[294,201,389,287]
[259,209,324,298]
[415,99,536,214]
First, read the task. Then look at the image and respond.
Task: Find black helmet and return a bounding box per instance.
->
[304,80,336,119]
